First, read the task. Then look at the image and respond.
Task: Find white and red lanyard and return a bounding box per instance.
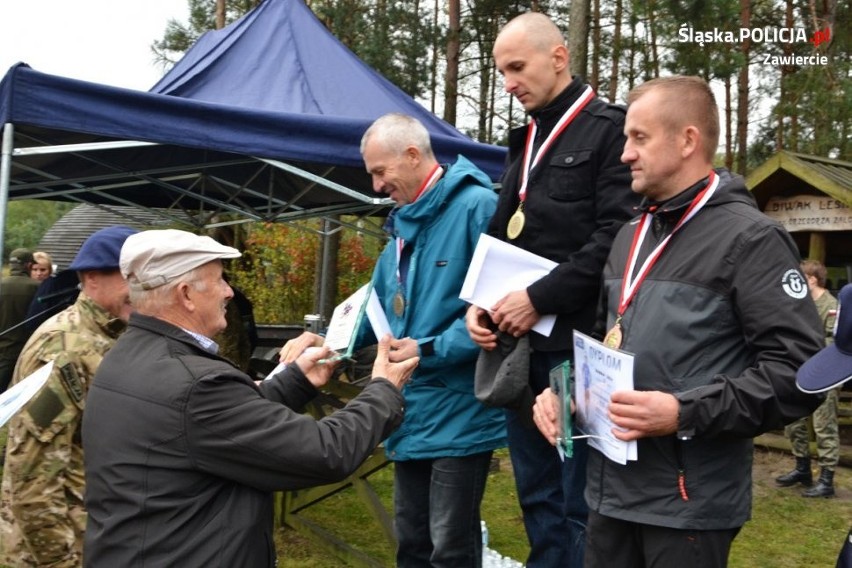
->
[616,171,720,320]
[517,86,595,204]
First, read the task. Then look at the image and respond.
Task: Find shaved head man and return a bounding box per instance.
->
[467,11,640,568]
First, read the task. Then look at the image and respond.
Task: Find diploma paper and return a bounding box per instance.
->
[324,283,391,358]
[324,285,369,352]
[0,361,54,428]
[265,284,391,375]
[572,331,637,465]
[459,234,557,336]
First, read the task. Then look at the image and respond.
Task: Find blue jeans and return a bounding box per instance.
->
[507,349,588,568]
[394,451,493,568]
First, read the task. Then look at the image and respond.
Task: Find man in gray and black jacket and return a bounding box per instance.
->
[533,76,824,567]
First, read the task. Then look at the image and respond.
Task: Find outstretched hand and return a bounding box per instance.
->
[372,334,419,390]
[279,332,325,364]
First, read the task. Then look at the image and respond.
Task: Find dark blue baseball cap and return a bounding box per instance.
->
[797,284,852,393]
[68,226,139,272]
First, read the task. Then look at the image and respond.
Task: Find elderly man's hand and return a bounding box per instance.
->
[293,344,339,388]
[278,332,325,364]
[372,334,419,390]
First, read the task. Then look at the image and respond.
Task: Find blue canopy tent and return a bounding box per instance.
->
[0,0,506,247]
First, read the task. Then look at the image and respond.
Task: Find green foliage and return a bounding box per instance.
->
[750,0,852,164]
[229,221,380,324]
[155,1,851,161]
[3,200,74,259]
[310,0,437,99]
[152,0,261,66]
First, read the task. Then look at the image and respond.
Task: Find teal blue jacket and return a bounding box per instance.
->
[368,156,506,460]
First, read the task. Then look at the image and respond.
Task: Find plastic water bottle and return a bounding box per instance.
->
[481,520,489,548]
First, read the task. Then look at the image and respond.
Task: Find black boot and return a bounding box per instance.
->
[802,468,835,498]
[775,457,812,487]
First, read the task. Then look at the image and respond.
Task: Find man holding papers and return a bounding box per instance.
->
[360,113,506,567]
[534,76,823,567]
[466,12,639,567]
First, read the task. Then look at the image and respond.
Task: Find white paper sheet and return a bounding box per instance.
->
[459,234,557,336]
[365,287,391,340]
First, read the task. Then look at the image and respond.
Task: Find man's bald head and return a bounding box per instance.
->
[493,12,571,112]
[497,12,565,53]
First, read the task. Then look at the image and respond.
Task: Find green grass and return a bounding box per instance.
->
[728,449,852,568]
[275,448,528,567]
[276,447,852,568]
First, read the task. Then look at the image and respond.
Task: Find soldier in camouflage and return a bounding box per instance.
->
[0,226,138,567]
[776,259,840,498]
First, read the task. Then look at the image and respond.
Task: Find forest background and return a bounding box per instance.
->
[5,0,849,324]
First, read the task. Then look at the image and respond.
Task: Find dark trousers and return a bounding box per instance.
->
[394,451,493,568]
[507,349,589,568]
[585,510,740,568]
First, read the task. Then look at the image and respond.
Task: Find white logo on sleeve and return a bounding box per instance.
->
[781,269,808,299]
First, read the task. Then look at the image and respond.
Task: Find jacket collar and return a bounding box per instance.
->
[530,77,585,133]
[77,291,126,339]
[384,156,486,243]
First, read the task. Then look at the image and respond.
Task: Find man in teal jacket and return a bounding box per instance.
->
[360,113,506,567]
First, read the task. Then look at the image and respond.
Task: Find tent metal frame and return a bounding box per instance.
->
[1,120,392,256]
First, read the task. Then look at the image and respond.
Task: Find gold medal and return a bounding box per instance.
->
[393,291,406,317]
[604,321,623,350]
[507,205,525,240]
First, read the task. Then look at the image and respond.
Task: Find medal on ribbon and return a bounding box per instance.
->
[393,290,406,317]
[609,172,720,350]
[389,164,442,318]
[604,316,623,350]
[508,86,596,241]
[507,204,525,240]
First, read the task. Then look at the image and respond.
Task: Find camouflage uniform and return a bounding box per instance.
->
[0,293,125,567]
[784,290,840,469]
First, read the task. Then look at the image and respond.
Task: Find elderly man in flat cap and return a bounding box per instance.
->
[0,226,138,568]
[0,248,39,391]
[82,229,419,567]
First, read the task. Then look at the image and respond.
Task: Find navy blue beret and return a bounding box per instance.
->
[68,226,139,271]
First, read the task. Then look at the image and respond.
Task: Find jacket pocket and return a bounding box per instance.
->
[545,149,594,201]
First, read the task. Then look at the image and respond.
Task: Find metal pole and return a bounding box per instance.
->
[0,123,15,295]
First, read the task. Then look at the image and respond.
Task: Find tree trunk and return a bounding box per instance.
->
[725,76,733,170]
[736,0,750,175]
[590,0,601,91]
[777,0,795,151]
[430,0,439,114]
[567,0,589,78]
[627,10,638,91]
[608,0,623,101]
[648,1,660,77]
[216,0,226,30]
[443,0,460,125]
